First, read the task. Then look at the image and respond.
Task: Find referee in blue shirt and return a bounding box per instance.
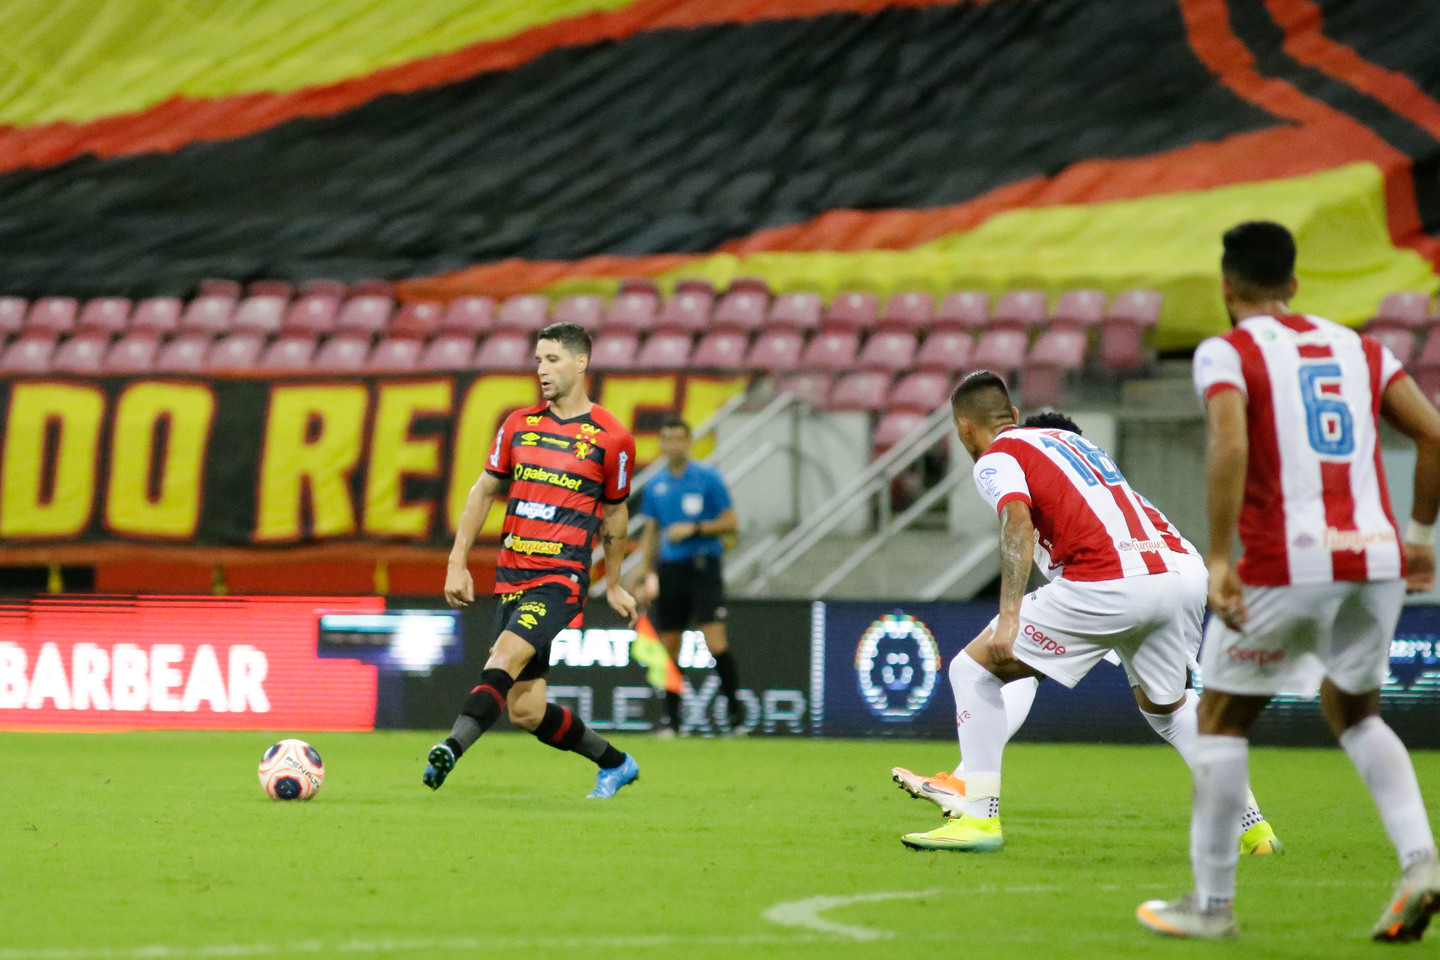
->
[632,416,744,735]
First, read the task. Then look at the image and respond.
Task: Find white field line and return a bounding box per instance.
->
[762,889,945,940]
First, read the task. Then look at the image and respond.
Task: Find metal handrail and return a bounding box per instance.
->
[919,538,999,600]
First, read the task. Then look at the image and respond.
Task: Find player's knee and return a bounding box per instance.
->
[1133,688,1181,715]
[702,627,728,654]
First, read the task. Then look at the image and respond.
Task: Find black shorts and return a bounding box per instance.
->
[493,582,584,682]
[653,554,727,633]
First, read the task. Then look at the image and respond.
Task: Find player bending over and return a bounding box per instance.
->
[427,322,641,799]
[900,377,1278,855]
[1138,221,1440,940]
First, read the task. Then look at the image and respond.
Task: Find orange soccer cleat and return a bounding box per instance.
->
[891,766,966,818]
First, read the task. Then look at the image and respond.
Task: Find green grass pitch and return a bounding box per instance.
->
[2,731,1435,959]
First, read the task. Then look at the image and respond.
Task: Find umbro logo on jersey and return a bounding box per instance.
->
[514,500,557,521]
[520,432,541,445]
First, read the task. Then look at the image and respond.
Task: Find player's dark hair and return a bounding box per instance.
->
[951,370,1012,419]
[659,415,691,435]
[1021,411,1082,435]
[1221,221,1296,297]
[535,321,592,358]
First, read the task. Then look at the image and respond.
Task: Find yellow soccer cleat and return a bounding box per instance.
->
[1240,821,1284,856]
[901,815,1003,852]
[891,766,966,818]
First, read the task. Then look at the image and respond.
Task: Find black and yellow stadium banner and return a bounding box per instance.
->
[0,373,744,549]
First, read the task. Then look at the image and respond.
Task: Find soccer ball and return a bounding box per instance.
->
[258,739,324,800]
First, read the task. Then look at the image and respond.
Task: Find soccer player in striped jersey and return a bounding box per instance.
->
[1139,221,1440,941]
[425,322,642,799]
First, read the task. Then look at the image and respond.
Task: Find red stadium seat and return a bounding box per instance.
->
[180,294,236,335]
[1369,326,1420,370]
[692,332,751,370]
[440,296,496,336]
[636,332,693,369]
[77,297,132,336]
[26,297,78,337]
[971,328,1028,374]
[1048,289,1107,333]
[246,279,294,299]
[1364,291,1432,369]
[496,294,550,335]
[823,291,878,333]
[656,289,714,335]
[335,295,394,336]
[801,331,861,371]
[0,297,27,338]
[888,372,951,414]
[232,294,288,336]
[0,337,55,373]
[197,277,242,299]
[130,297,183,336]
[391,301,443,340]
[767,293,822,333]
[618,276,661,297]
[934,291,990,333]
[473,332,531,370]
[746,331,804,371]
[589,334,640,371]
[312,335,372,373]
[259,337,318,372]
[726,277,771,298]
[299,278,347,299]
[1100,289,1162,373]
[1023,328,1088,407]
[828,371,892,411]
[775,372,833,408]
[711,289,768,335]
[873,410,926,450]
[603,291,657,334]
[154,335,212,373]
[990,290,1047,331]
[857,331,917,372]
[675,278,716,297]
[914,329,973,373]
[422,335,480,370]
[52,335,108,374]
[205,334,264,371]
[553,294,604,327]
[1412,327,1440,400]
[879,291,934,333]
[103,336,162,374]
[366,338,422,373]
[282,294,340,337]
[348,278,392,297]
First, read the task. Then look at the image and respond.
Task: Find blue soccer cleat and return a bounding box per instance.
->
[423,742,456,790]
[587,753,639,798]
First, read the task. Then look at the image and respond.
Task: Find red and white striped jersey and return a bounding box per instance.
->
[973,427,1191,582]
[1192,313,1404,587]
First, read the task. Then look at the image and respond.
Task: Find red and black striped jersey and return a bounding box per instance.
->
[484,402,635,598]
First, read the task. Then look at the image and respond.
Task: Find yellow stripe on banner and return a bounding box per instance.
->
[0,0,641,126]
[541,163,1437,351]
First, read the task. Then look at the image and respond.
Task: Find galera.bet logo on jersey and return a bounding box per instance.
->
[854,613,941,721]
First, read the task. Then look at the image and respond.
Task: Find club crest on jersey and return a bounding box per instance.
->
[526,415,543,425]
[574,440,593,460]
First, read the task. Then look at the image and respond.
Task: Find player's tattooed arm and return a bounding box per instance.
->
[990,499,1034,661]
[444,472,502,608]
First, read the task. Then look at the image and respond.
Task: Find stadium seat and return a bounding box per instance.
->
[801,331,861,371]
[933,290,990,333]
[473,332,531,370]
[440,296,496,336]
[282,294,340,337]
[259,337,318,372]
[767,293,822,333]
[971,328,1028,374]
[879,291,934,333]
[775,372,833,409]
[154,335,212,373]
[51,335,108,374]
[26,297,78,338]
[179,294,236,336]
[197,278,242,299]
[0,297,26,339]
[618,276,661,297]
[553,294,604,327]
[366,338,422,373]
[828,371,892,411]
[857,331,917,372]
[205,334,264,371]
[77,297,132,336]
[746,331,804,371]
[496,294,550,335]
[1100,289,1162,373]
[990,290,1048,331]
[0,337,55,373]
[1048,289,1107,333]
[711,289,768,335]
[692,332,751,370]
[656,289,714,335]
[636,332,693,369]
[129,297,183,336]
[589,334,641,371]
[603,290,658,334]
[246,279,294,299]
[823,291,878,333]
[726,277,772,298]
[335,295,394,336]
[873,410,926,450]
[311,334,371,372]
[102,336,161,374]
[392,301,443,340]
[231,295,288,336]
[888,372,951,414]
[422,335,480,370]
[1412,327,1440,400]
[914,329,973,373]
[299,278,348,299]
[1023,328,1088,407]
[348,278,393,297]
[1364,291,1432,368]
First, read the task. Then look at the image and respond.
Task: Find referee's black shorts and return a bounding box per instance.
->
[653,554,727,632]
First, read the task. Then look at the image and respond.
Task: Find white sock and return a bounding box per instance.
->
[948,652,1007,819]
[1339,716,1438,870]
[1190,734,1248,911]
[1143,690,1266,829]
[955,675,1038,777]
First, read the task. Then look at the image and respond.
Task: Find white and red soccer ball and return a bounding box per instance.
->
[258,738,324,800]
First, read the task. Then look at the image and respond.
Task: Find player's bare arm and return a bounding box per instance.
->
[666,507,738,543]
[1381,373,1440,592]
[988,498,1034,662]
[1204,388,1249,628]
[445,471,502,608]
[601,500,639,624]
[628,518,661,604]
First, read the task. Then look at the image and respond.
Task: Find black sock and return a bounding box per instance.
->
[664,691,682,732]
[446,668,515,757]
[713,650,741,700]
[534,703,625,769]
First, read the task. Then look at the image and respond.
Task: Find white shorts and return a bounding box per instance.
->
[989,558,1206,705]
[1199,579,1404,696]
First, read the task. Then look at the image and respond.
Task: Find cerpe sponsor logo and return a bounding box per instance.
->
[1023,623,1065,655]
[503,534,564,556]
[514,499,557,521]
[513,464,583,490]
[1227,646,1284,666]
[855,613,940,721]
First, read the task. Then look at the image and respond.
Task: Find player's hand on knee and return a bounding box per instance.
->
[988,616,1020,663]
[1404,542,1436,593]
[607,583,639,625]
[1206,559,1247,629]
[444,566,475,608]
